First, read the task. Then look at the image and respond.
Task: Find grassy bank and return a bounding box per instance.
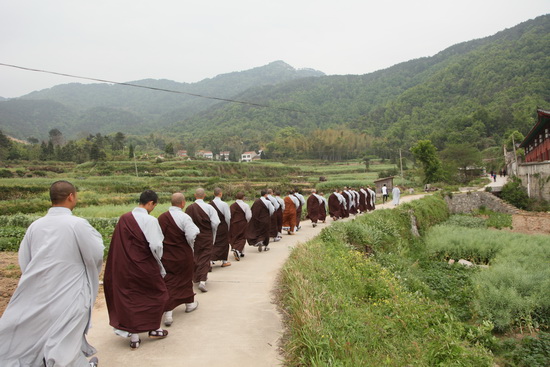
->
[278,195,550,366]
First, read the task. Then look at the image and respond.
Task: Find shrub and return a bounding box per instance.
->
[0,169,13,178]
[501,177,530,210]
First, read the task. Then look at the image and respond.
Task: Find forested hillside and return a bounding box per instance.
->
[168,14,550,160]
[0,61,324,139]
[1,14,549,162]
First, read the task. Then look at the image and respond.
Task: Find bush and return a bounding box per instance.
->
[501,177,530,210]
[0,169,13,178]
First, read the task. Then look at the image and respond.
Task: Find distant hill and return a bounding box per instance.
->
[1,14,549,156]
[0,61,324,139]
[166,14,550,153]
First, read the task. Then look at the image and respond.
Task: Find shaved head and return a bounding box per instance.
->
[171,192,185,206]
[195,188,206,199]
[50,180,76,205]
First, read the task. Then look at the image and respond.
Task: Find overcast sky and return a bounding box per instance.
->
[0,0,548,98]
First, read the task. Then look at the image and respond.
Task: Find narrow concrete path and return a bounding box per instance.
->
[87,194,427,366]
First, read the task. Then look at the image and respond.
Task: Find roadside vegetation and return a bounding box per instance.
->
[278,195,550,366]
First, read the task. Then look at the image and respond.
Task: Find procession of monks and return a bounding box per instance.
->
[0,181,381,366]
[103,185,378,350]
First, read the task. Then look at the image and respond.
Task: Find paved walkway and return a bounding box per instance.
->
[87,194,426,366]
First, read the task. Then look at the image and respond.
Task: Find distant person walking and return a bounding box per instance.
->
[0,180,104,367]
[392,185,401,206]
[382,184,389,203]
[104,189,169,349]
[158,193,200,327]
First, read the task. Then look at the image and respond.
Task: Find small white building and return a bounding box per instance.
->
[241,151,259,162]
[196,150,214,160]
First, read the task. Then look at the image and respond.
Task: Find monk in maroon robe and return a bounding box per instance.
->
[185,188,220,293]
[104,190,169,349]
[229,192,251,260]
[359,188,367,213]
[328,191,342,220]
[318,192,327,223]
[306,189,321,227]
[157,194,199,323]
[210,188,231,266]
[246,190,272,251]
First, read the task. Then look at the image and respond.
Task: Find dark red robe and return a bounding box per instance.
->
[185,203,214,283]
[328,193,341,219]
[245,198,271,246]
[306,194,320,223]
[104,212,169,333]
[319,198,327,222]
[229,202,248,253]
[358,190,367,212]
[158,211,195,311]
[210,201,229,261]
[276,205,283,234]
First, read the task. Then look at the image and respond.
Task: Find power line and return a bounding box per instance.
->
[0,62,312,115]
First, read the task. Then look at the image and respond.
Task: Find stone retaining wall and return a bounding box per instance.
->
[444,191,519,214]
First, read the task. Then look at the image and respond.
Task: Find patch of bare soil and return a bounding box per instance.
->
[0,252,21,317]
[508,212,550,235]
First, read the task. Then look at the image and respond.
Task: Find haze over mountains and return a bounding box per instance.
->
[1,14,549,154]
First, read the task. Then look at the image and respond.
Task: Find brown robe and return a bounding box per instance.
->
[359,190,367,212]
[210,201,229,261]
[158,211,195,311]
[366,190,375,211]
[185,203,214,283]
[104,212,169,333]
[282,196,297,232]
[293,194,303,228]
[318,198,327,222]
[306,194,320,223]
[276,205,283,234]
[229,202,248,253]
[245,198,271,246]
[328,193,341,219]
[269,206,279,238]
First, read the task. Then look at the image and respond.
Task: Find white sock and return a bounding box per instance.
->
[130,333,140,342]
[200,281,206,287]
[165,311,173,318]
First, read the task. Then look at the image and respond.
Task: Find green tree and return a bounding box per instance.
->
[0,130,12,160]
[439,144,482,183]
[410,140,444,184]
[128,144,135,159]
[164,143,174,156]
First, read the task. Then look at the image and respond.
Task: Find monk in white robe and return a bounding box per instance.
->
[392,185,401,206]
[0,180,104,367]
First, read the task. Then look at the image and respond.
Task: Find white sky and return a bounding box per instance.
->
[0,0,549,98]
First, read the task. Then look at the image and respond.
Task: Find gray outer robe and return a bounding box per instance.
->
[0,207,104,367]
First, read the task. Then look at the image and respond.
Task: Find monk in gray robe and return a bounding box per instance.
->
[0,180,104,367]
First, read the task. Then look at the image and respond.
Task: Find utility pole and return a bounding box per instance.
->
[133,152,139,177]
[512,135,518,176]
[399,148,404,185]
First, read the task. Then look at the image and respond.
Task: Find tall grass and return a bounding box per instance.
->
[279,196,492,365]
[425,226,550,332]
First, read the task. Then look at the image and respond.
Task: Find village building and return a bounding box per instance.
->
[241,151,260,162]
[176,150,188,158]
[196,150,214,160]
[373,176,394,194]
[509,108,550,200]
[219,151,230,161]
